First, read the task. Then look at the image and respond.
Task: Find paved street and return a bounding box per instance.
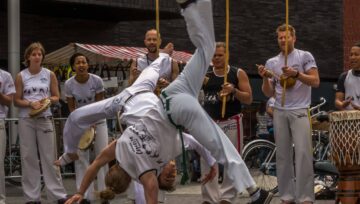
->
[6,177,336,204]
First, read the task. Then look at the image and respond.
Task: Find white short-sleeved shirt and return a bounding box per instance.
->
[64,74,104,108]
[115,105,216,181]
[343,70,360,110]
[18,68,52,117]
[265,49,317,110]
[0,69,15,118]
[137,54,173,81]
[116,108,181,181]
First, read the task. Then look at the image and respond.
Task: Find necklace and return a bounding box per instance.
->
[146,54,155,66]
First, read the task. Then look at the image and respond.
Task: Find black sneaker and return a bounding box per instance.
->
[176,0,197,9]
[249,189,273,204]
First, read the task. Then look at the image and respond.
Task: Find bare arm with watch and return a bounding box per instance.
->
[219,69,252,105]
[282,66,319,88]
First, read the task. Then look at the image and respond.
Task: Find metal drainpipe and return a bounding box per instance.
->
[8,0,20,144]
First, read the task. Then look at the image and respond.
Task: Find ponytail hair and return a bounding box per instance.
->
[96,165,131,202]
[98,188,116,201]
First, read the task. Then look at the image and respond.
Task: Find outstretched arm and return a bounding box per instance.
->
[128,59,141,86]
[139,170,159,204]
[182,133,217,184]
[65,140,116,204]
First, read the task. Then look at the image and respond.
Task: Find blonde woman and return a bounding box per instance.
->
[14,42,67,203]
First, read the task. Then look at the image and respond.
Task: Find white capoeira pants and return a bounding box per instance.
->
[201,115,244,203]
[273,108,314,203]
[160,0,255,193]
[63,54,171,154]
[19,117,67,202]
[75,120,108,201]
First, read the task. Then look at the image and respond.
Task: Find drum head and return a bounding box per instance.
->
[78,127,95,150]
[29,98,51,117]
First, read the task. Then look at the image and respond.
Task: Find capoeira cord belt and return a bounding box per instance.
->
[118,90,152,116]
[160,91,189,185]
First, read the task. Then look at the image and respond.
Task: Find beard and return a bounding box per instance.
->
[147,46,157,53]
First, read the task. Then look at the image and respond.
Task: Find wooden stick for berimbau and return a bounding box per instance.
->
[281,0,289,107]
[221,0,230,118]
[155,0,160,55]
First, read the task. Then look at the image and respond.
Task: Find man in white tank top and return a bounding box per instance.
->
[128,29,179,93]
[258,24,320,204]
[0,68,15,204]
[335,42,360,110]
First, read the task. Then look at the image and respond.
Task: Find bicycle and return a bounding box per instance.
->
[242,97,339,197]
[4,143,22,186]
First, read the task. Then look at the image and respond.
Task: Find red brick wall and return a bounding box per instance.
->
[344,0,360,71]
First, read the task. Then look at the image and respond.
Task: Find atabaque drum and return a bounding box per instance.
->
[329,110,360,204]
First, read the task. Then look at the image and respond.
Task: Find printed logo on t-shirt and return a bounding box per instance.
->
[204,91,219,105]
[291,64,300,70]
[74,95,94,105]
[23,87,49,95]
[129,123,159,158]
[40,77,48,83]
[113,96,122,105]
[129,136,143,154]
[303,59,315,67]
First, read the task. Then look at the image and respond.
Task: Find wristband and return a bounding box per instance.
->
[294,71,300,78]
[232,88,237,94]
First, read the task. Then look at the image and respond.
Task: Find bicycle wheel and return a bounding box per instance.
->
[242,139,278,192]
[4,149,22,186]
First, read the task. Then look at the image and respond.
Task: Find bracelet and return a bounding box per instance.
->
[294,71,300,78]
[76,192,84,196]
[232,88,237,95]
[28,101,32,107]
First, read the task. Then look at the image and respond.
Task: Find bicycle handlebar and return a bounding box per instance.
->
[309,97,327,119]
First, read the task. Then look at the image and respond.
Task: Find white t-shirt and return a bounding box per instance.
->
[344,70,360,110]
[64,74,104,108]
[0,69,15,118]
[116,107,215,181]
[137,54,173,81]
[265,49,317,110]
[18,68,52,117]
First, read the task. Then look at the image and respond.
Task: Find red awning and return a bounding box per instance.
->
[44,43,192,65]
